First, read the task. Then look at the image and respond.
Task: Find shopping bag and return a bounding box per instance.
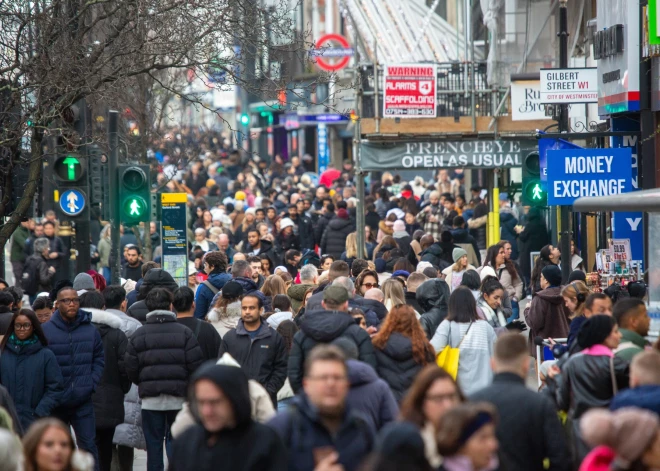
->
[436,321,473,380]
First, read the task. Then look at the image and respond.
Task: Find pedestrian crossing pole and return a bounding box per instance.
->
[558,0,572,284]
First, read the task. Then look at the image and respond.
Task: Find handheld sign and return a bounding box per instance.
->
[547,147,632,206]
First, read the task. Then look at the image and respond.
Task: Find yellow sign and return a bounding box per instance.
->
[161,193,187,204]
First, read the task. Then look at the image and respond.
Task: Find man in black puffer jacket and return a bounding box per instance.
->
[288,286,376,393]
[81,292,131,471]
[125,288,204,471]
[127,269,180,324]
[416,278,450,340]
[320,208,355,259]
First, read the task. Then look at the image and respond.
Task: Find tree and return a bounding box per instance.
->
[0,0,335,246]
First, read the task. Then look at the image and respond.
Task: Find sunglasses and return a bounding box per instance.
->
[362,282,379,289]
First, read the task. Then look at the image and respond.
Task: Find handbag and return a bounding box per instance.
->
[436,322,473,380]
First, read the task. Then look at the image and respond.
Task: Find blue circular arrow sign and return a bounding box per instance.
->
[59,189,86,216]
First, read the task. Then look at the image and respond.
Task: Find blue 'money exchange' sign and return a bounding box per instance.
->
[546,147,632,206]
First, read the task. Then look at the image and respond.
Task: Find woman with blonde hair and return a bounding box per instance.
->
[261,275,287,305]
[382,278,406,311]
[562,279,591,348]
[341,232,367,269]
[442,247,476,293]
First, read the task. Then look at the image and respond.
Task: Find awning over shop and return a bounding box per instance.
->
[360,139,537,171]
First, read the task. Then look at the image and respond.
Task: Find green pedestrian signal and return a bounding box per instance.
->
[522,151,547,206]
[118,165,151,223]
[240,113,250,126]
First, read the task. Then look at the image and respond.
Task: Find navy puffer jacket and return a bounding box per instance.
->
[0,336,64,431]
[42,310,105,408]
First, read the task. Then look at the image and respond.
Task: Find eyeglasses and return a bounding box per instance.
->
[425,393,460,403]
[15,323,33,331]
[58,298,80,305]
[362,282,379,289]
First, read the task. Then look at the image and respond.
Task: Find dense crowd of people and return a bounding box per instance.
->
[0,130,657,471]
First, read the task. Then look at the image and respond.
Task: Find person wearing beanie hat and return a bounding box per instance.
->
[579,408,660,471]
[320,205,356,260]
[169,363,287,471]
[541,264,562,287]
[392,219,413,257]
[73,272,96,294]
[525,262,571,357]
[442,247,476,292]
[545,314,629,466]
[569,270,587,283]
[275,217,300,255]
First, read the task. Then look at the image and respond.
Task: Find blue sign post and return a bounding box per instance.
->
[59,189,86,216]
[546,148,632,206]
[317,123,329,173]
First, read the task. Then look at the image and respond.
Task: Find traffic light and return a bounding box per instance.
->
[118,164,150,224]
[521,151,547,206]
[240,113,250,126]
[53,150,88,219]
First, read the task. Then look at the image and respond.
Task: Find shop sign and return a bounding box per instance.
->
[546,147,632,205]
[360,140,536,170]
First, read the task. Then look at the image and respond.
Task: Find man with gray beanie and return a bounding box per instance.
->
[73,273,97,294]
[287,285,376,393]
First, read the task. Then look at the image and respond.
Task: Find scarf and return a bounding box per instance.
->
[478,299,507,327]
[7,333,39,347]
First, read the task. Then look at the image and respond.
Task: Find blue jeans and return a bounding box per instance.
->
[54,400,99,471]
[508,299,520,323]
[102,267,111,285]
[277,396,295,412]
[141,409,178,471]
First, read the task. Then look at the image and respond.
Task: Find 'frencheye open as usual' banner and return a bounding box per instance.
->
[360,140,537,171]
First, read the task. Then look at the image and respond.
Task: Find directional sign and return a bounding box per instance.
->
[59,189,86,216]
[62,156,80,180]
[311,34,354,72]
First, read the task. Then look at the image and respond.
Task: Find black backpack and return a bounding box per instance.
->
[22,257,41,296]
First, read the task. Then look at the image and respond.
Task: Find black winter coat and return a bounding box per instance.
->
[314,212,334,246]
[125,310,204,399]
[419,244,450,271]
[288,309,376,393]
[499,211,520,260]
[374,333,434,402]
[416,279,450,339]
[127,269,180,324]
[90,310,131,429]
[471,373,570,471]
[218,320,288,405]
[518,211,550,280]
[320,217,355,259]
[290,214,315,250]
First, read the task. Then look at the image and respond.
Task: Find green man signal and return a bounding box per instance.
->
[118,165,151,223]
[522,151,547,206]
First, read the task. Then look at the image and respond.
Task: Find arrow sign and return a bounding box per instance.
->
[59,189,86,216]
[62,156,80,181]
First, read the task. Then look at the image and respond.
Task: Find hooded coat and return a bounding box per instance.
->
[127,269,180,324]
[89,309,131,429]
[0,335,63,431]
[287,284,314,315]
[287,309,377,393]
[268,393,375,471]
[207,301,243,337]
[170,365,287,471]
[419,244,450,271]
[321,216,355,259]
[499,209,520,260]
[374,332,435,402]
[194,271,232,319]
[42,309,104,408]
[517,208,550,280]
[346,359,398,431]
[416,279,450,340]
[525,286,570,355]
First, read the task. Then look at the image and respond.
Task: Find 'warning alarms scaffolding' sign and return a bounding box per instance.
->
[540,68,598,104]
[383,64,437,118]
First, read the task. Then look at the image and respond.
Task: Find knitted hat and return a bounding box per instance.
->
[452,247,468,263]
[581,408,659,465]
[279,218,295,231]
[234,191,246,201]
[577,315,616,349]
[568,270,587,283]
[541,265,562,287]
[222,281,244,299]
[392,270,410,279]
[73,273,96,291]
[337,208,349,220]
[393,220,406,232]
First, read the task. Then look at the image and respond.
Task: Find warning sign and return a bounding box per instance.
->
[383,64,437,118]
